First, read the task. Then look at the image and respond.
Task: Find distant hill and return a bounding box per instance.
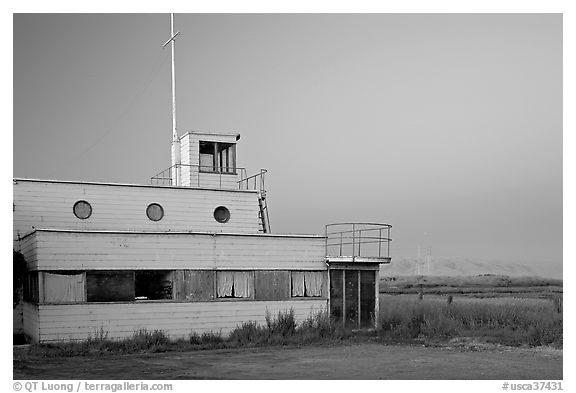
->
[380,274,562,289]
[380,257,562,279]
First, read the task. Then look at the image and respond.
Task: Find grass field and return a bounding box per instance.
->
[380,274,563,298]
[377,275,562,347]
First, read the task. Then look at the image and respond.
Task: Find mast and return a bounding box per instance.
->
[163,13,181,186]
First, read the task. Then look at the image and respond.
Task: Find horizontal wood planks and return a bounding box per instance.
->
[19,234,37,269]
[35,299,327,342]
[29,230,326,270]
[13,179,260,245]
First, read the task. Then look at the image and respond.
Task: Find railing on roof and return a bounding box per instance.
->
[325,222,392,260]
[238,168,267,193]
[150,164,267,193]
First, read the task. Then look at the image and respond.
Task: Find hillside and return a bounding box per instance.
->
[380,257,562,279]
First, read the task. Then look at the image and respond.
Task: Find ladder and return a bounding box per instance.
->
[258,191,271,233]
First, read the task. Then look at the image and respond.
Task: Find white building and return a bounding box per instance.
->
[13,14,393,344]
[13,131,391,344]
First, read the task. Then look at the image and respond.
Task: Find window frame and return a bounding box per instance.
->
[199,140,237,175]
[73,200,92,220]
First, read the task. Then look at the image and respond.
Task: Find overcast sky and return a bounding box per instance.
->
[12,14,562,277]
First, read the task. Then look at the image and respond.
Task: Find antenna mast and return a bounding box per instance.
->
[163,13,181,185]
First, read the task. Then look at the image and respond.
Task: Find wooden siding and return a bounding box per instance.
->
[36,299,327,342]
[29,230,326,271]
[13,179,260,245]
[179,138,191,187]
[180,134,198,176]
[197,172,239,190]
[23,302,40,343]
[19,233,38,269]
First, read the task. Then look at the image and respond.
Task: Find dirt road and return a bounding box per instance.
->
[14,343,562,380]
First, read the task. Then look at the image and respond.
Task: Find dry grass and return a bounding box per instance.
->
[378,294,563,347]
[14,309,349,359]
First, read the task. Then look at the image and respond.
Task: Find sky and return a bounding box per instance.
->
[12,13,563,277]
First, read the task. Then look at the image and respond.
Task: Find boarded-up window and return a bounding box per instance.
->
[135,271,173,300]
[87,271,134,302]
[42,272,85,303]
[255,271,290,300]
[216,271,253,298]
[173,270,215,301]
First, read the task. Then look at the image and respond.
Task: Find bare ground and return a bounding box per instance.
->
[13,342,562,380]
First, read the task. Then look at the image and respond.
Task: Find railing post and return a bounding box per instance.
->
[325,225,328,258]
[339,232,343,256]
[352,224,356,257]
[388,227,391,258]
[358,230,362,256]
[378,228,382,257]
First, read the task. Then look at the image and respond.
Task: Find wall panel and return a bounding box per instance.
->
[13,179,260,246]
[35,300,327,342]
[29,230,326,271]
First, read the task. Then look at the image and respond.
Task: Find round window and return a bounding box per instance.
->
[73,200,92,219]
[146,203,164,221]
[213,206,230,223]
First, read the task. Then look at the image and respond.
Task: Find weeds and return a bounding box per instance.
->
[14,295,563,360]
[15,309,345,359]
[378,295,562,347]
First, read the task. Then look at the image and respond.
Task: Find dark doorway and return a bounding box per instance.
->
[329,269,343,323]
[329,268,377,329]
[360,270,376,328]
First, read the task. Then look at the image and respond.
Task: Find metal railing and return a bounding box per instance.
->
[150,164,267,193]
[325,222,392,259]
[238,169,267,192]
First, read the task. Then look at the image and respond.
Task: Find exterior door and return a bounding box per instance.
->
[329,269,377,329]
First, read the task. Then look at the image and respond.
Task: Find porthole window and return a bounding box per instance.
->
[146,203,164,221]
[73,200,92,219]
[214,206,230,223]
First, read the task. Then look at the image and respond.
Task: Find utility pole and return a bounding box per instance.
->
[163,13,181,186]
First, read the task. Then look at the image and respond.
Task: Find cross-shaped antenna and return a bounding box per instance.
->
[163,13,180,143]
[164,13,181,186]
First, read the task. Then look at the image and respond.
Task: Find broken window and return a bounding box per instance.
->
[23,272,39,303]
[199,141,236,174]
[87,271,135,302]
[291,271,326,298]
[135,271,173,300]
[42,271,86,303]
[216,271,253,298]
